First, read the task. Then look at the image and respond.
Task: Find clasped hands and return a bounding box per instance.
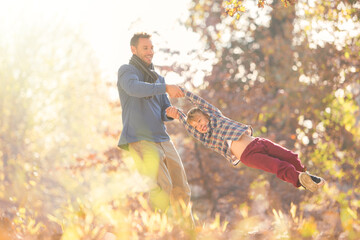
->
[165,84,183,119]
[166,106,180,119]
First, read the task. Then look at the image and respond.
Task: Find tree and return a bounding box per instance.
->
[0,9,112,238]
[162,0,360,235]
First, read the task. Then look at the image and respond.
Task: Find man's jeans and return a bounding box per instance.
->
[129,140,192,214]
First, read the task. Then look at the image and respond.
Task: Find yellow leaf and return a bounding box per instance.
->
[61,225,82,240]
[222,221,229,232]
[47,214,63,226]
[347,207,357,219]
[290,202,297,220]
[299,217,318,237]
[19,208,26,214]
[209,213,220,229]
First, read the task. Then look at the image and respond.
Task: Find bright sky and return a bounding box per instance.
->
[1,0,200,82]
[3,0,358,87]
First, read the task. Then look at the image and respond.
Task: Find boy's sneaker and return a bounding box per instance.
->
[299,172,325,192]
[309,173,325,187]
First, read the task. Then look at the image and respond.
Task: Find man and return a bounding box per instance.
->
[117,32,193,225]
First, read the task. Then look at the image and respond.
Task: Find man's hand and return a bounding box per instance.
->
[166,106,180,119]
[166,85,184,98]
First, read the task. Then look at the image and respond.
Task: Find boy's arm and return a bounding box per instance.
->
[177,108,203,140]
[179,87,222,116]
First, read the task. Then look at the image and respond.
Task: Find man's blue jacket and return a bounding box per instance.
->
[117,64,173,150]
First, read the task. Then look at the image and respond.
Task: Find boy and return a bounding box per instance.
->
[166,87,325,192]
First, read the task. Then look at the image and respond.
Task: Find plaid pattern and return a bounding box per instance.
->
[178,88,252,166]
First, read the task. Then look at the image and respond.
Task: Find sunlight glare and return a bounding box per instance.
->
[1,0,199,84]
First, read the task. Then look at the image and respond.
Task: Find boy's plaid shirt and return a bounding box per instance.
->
[178,88,253,166]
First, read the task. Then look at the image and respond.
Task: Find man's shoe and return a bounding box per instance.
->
[299,172,322,192]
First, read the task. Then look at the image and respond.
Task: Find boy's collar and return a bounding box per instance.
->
[209,115,220,129]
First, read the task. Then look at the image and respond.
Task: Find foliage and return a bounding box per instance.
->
[171,0,359,238]
[0,7,114,240]
[223,0,296,19]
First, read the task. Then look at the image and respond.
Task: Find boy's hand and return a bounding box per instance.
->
[166,85,184,98]
[166,106,180,119]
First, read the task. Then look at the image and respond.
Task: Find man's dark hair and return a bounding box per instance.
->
[130,32,152,47]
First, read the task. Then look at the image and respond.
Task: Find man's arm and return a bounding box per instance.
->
[118,66,166,98]
[118,65,184,98]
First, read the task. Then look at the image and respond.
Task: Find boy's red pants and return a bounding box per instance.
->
[240,137,306,187]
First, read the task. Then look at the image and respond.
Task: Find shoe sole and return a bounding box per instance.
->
[299,172,318,192]
[316,178,326,187]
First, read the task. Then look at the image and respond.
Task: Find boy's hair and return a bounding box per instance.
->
[130,32,152,47]
[186,107,209,124]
